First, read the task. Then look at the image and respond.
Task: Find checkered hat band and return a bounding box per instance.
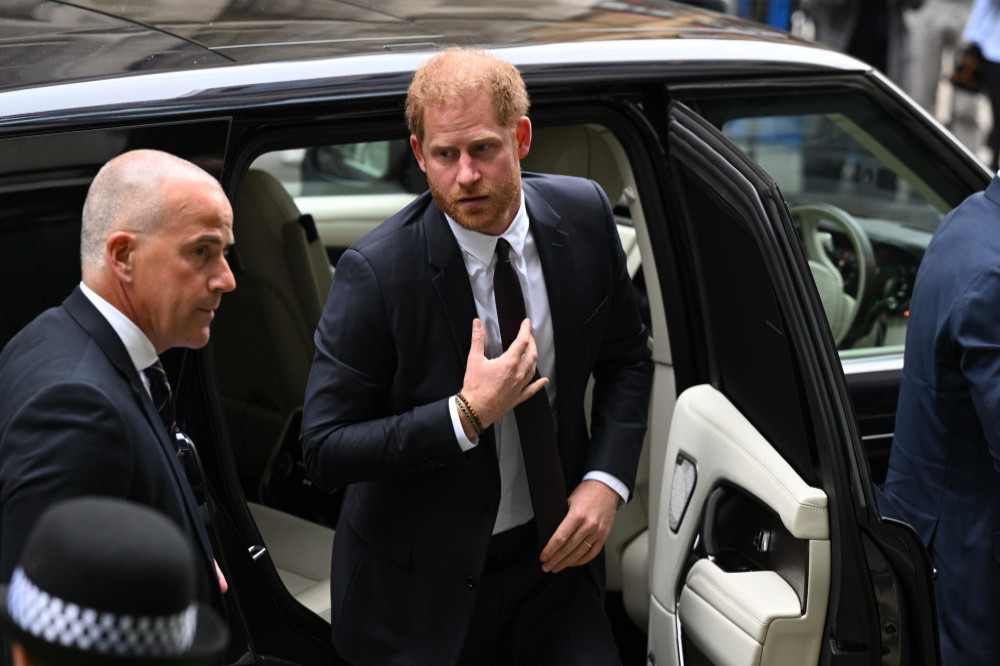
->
[6,568,197,657]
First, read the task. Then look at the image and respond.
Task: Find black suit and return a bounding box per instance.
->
[302,173,653,666]
[0,287,220,609]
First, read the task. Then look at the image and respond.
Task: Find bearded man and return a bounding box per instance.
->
[301,47,652,666]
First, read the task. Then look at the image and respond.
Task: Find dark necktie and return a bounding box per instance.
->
[493,238,568,547]
[143,360,176,432]
[143,360,207,508]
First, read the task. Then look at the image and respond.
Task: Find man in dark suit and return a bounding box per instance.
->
[301,48,653,665]
[884,173,1000,665]
[0,149,235,660]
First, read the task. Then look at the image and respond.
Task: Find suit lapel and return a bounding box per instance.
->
[424,202,502,492]
[524,184,574,440]
[63,288,159,430]
[61,287,217,570]
[425,203,479,366]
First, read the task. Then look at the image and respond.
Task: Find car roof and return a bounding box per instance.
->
[2,0,854,85]
[0,0,867,125]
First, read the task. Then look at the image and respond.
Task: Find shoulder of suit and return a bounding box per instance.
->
[521,171,607,212]
[521,171,596,194]
[350,189,435,255]
[0,324,132,412]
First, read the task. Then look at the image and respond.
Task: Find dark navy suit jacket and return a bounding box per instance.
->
[0,288,220,615]
[884,174,1000,665]
[301,173,653,666]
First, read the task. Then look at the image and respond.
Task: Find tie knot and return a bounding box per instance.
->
[143,360,172,416]
[495,238,512,263]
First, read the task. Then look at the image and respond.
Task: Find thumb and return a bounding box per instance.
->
[469,318,485,359]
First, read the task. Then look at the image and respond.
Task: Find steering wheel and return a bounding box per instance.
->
[789,203,877,347]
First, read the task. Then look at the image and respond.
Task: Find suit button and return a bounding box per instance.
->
[465,576,476,589]
[482,502,494,516]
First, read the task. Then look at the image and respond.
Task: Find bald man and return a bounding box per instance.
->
[0,150,235,661]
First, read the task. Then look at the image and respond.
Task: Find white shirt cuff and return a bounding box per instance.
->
[583,471,630,506]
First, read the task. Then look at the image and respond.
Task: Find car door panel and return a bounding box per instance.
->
[645,99,899,665]
[654,384,830,666]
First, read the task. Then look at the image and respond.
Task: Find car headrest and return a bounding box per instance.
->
[521,124,625,206]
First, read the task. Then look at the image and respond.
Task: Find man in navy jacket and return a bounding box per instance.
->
[301,48,652,665]
[885,173,1000,665]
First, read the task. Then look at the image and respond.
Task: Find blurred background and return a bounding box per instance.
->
[683,0,994,167]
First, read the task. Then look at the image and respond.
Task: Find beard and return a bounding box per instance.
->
[430,163,522,234]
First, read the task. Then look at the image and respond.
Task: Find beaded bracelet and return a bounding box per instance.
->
[455,392,483,437]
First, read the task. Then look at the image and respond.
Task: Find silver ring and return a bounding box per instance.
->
[582,539,593,548]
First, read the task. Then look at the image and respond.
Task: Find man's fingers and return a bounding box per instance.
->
[468,318,485,362]
[540,513,582,571]
[516,317,533,343]
[519,376,549,403]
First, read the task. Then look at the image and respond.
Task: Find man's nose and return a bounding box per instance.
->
[213,257,237,293]
[456,153,480,187]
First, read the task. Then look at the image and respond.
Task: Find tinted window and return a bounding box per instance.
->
[0,121,229,347]
[674,158,814,482]
[690,86,981,359]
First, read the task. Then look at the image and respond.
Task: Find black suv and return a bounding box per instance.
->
[1,1,988,664]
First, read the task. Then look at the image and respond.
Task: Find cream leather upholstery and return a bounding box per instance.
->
[249,502,334,621]
[809,258,856,345]
[648,385,830,666]
[214,169,333,498]
[521,124,625,207]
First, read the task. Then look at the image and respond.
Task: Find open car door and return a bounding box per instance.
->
[646,103,938,666]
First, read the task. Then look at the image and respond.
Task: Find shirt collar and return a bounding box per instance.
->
[79,282,159,372]
[445,191,528,266]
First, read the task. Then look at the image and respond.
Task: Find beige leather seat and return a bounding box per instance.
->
[214,168,333,500]
[214,168,337,620]
[522,124,625,209]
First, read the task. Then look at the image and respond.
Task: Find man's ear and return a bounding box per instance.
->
[516,117,531,160]
[105,231,137,283]
[410,135,427,173]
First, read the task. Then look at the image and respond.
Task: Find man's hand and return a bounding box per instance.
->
[459,318,548,432]
[539,479,620,573]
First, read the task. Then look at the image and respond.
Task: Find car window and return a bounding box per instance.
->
[688,87,977,360]
[245,130,649,313]
[0,122,229,348]
[247,143,426,266]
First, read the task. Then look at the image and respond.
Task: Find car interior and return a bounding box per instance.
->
[0,91,961,663]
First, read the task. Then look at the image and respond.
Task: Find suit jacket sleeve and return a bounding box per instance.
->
[0,382,134,580]
[953,266,1000,474]
[300,248,461,491]
[576,181,653,492]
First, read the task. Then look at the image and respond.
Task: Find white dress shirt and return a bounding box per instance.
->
[445,193,628,535]
[79,282,159,398]
[965,0,1000,62]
